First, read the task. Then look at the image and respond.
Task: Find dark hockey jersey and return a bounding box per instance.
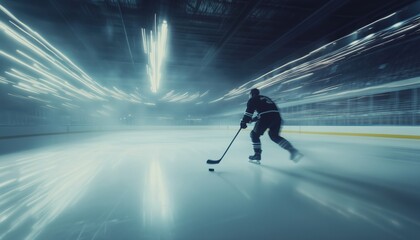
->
[241,95,279,123]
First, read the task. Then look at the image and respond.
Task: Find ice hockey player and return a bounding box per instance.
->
[240,88,303,163]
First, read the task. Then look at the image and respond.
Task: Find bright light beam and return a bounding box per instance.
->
[141,16,168,93]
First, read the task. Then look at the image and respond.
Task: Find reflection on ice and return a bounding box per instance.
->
[0,129,419,240]
[296,178,420,240]
[142,159,173,226]
[0,141,113,240]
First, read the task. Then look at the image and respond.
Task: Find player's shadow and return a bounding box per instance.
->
[256,163,420,210]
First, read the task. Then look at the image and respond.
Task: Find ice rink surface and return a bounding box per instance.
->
[1,127,420,240]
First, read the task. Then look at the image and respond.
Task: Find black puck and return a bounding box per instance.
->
[209,168,214,172]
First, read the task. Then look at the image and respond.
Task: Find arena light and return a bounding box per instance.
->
[141,15,168,93]
[0,4,146,107]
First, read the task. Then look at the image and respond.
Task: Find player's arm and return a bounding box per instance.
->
[240,99,256,128]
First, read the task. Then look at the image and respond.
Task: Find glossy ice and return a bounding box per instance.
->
[0,127,419,240]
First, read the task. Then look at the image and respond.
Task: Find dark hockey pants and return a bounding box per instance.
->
[250,113,295,154]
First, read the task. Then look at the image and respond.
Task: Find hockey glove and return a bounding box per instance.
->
[240,121,247,129]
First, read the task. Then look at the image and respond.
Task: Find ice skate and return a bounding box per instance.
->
[248,153,261,164]
[290,150,303,163]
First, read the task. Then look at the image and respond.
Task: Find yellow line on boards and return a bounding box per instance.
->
[283,130,420,140]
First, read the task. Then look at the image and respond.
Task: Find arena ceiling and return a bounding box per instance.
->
[0,0,416,115]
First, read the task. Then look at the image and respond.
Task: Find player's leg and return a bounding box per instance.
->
[249,130,262,160]
[249,120,269,161]
[268,117,303,162]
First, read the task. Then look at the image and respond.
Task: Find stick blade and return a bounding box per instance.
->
[206,159,221,164]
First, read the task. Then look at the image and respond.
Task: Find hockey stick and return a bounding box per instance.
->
[206,127,242,164]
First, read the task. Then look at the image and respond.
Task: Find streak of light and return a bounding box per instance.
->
[28,96,50,103]
[1,4,149,106]
[200,90,209,97]
[142,159,173,226]
[141,16,168,93]
[62,103,80,109]
[7,93,30,100]
[44,105,58,109]
[12,83,42,95]
[391,22,404,29]
[160,90,205,103]
[362,12,396,30]
[52,93,72,101]
[0,76,13,84]
[141,28,148,54]
[16,50,50,70]
[0,147,109,240]
[279,73,314,85]
[312,86,339,94]
[7,69,57,94]
[8,20,64,62]
[281,85,303,93]
[0,5,99,83]
[0,51,84,97]
[0,179,16,188]
[209,97,223,103]
[364,33,375,40]
[210,12,418,103]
